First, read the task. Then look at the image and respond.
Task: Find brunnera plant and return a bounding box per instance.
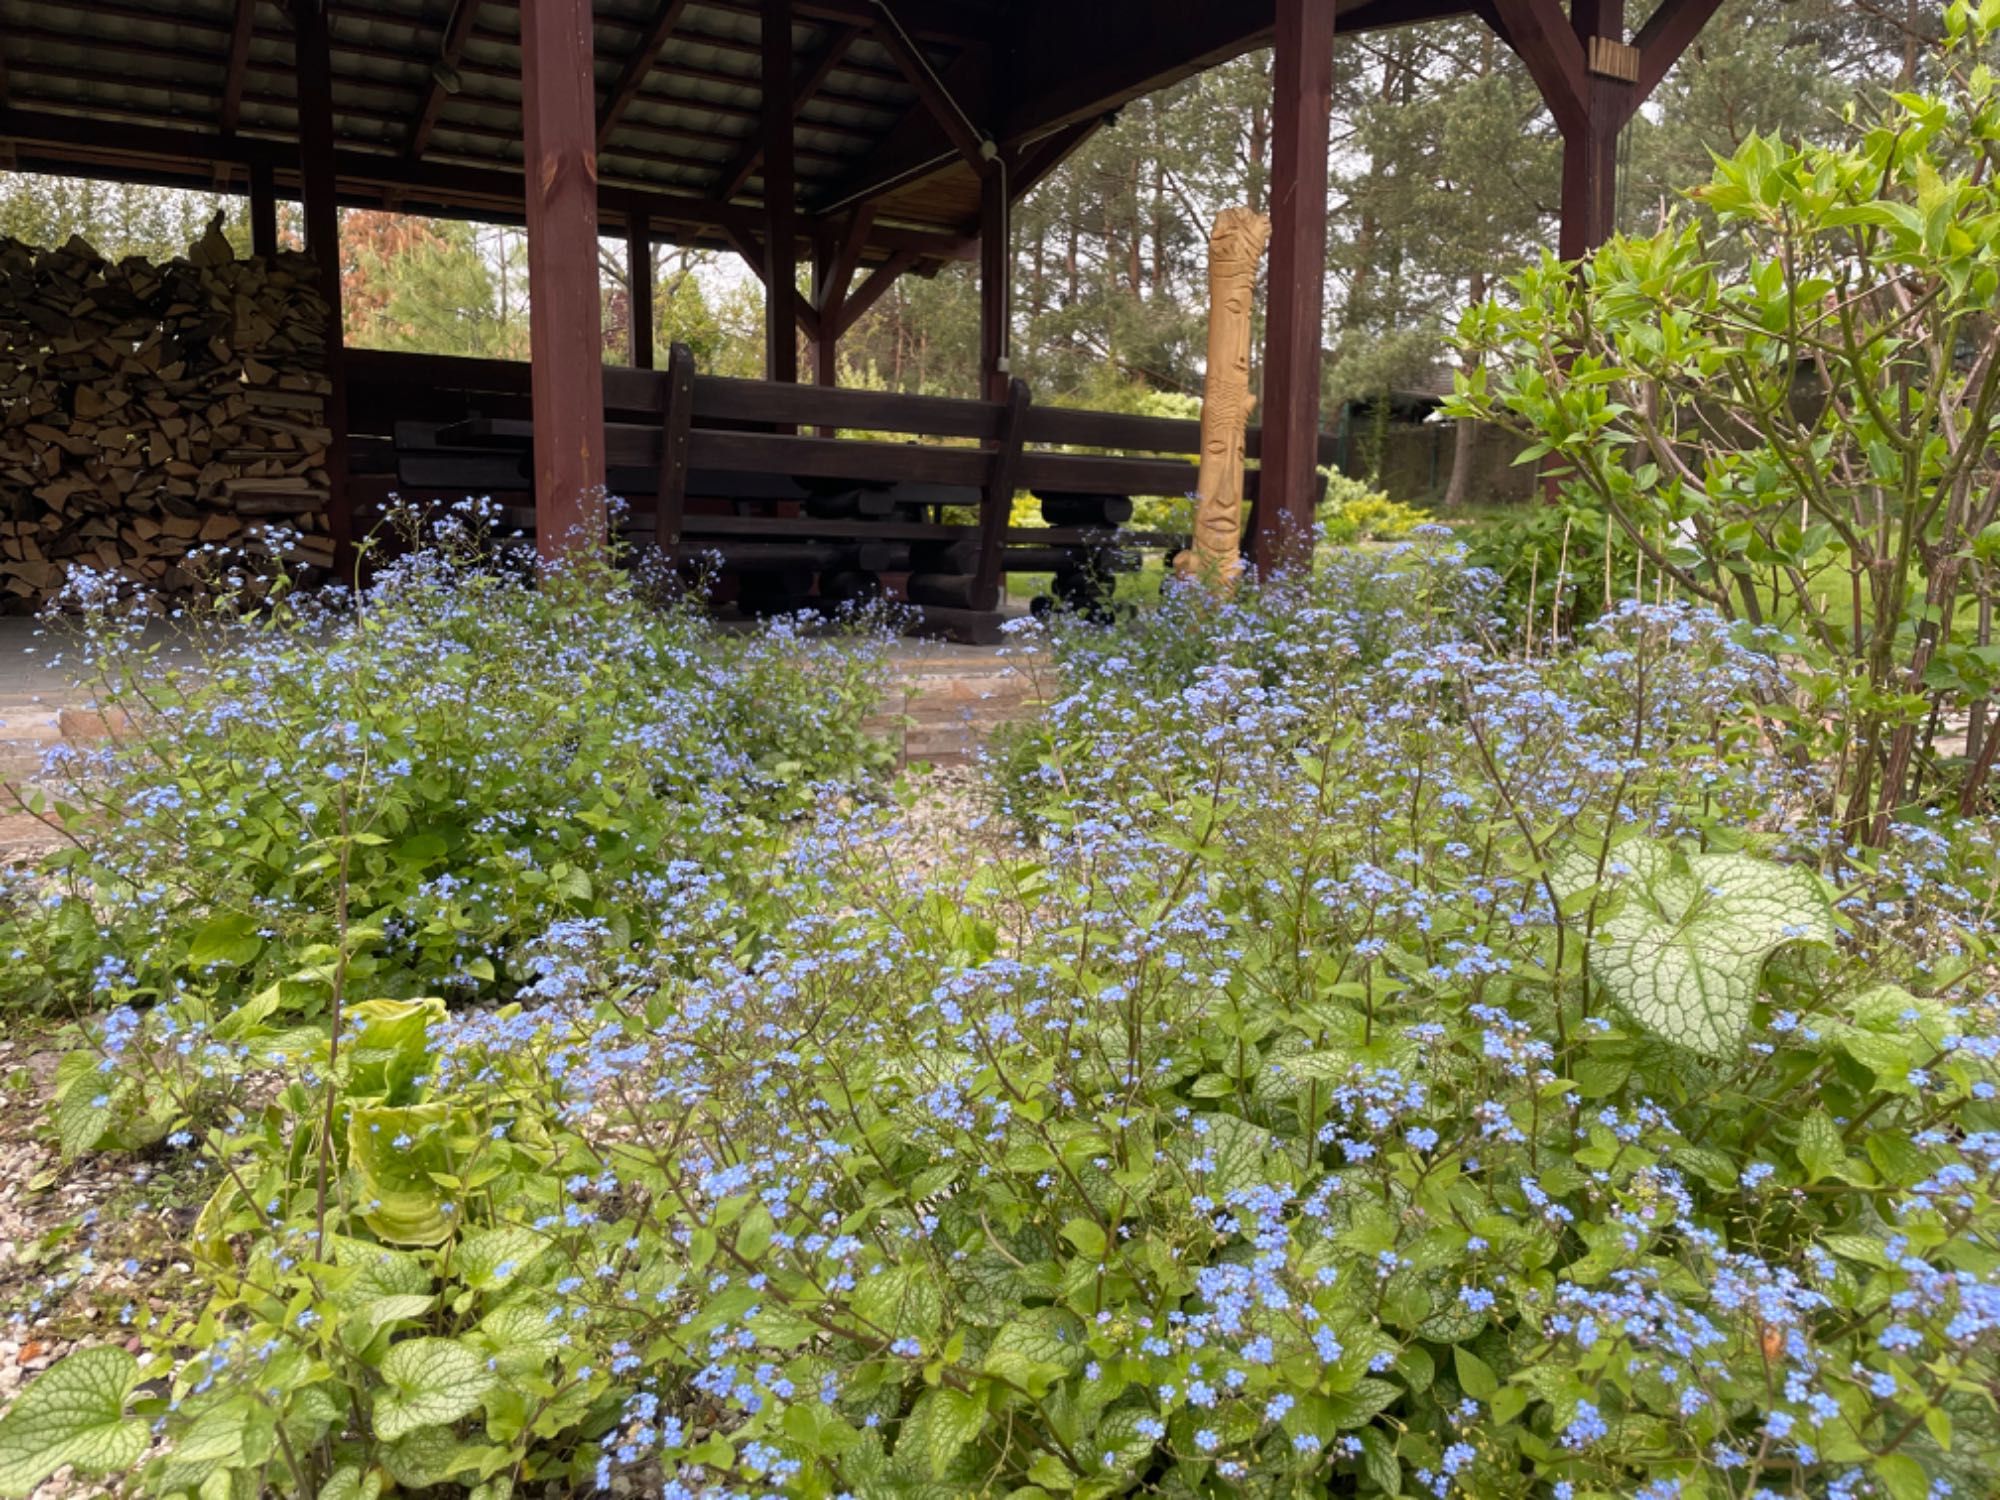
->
[7,553,2000,1500]
[0,501,894,1039]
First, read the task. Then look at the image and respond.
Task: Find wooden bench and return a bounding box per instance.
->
[346,346,1336,640]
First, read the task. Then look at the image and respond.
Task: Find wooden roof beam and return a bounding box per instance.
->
[0,103,975,263]
[597,0,696,151]
[995,0,1273,144]
[1008,118,1099,201]
[836,248,920,337]
[815,203,875,314]
[1338,0,1481,28]
[705,0,997,47]
[221,0,256,133]
[1486,0,1587,135]
[870,6,988,167]
[723,228,825,344]
[811,44,993,214]
[1627,0,1728,113]
[407,0,485,158]
[711,21,862,203]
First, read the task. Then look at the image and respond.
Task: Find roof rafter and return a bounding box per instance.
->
[706,0,996,47]
[836,247,921,337]
[814,202,875,314]
[710,21,862,203]
[597,0,696,151]
[221,0,256,133]
[407,0,485,159]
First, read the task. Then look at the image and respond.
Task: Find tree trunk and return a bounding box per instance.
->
[1442,270,1487,509]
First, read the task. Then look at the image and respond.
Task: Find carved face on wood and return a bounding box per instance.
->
[1181,205,1271,591]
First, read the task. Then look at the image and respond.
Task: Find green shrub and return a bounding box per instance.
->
[1319,473,1434,546]
[1448,1,2000,836]
[0,508,892,1026]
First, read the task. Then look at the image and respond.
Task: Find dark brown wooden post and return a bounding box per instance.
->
[291,1,351,578]
[654,342,695,554]
[627,213,655,369]
[812,287,840,389]
[979,159,1011,404]
[520,0,608,558]
[1255,0,1335,577]
[1560,0,1632,259]
[249,159,279,258]
[973,379,1031,610]
[762,0,800,383]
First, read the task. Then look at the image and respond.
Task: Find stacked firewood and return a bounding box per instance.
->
[0,223,333,610]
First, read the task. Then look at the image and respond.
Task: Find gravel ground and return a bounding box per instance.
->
[0,1021,212,1498]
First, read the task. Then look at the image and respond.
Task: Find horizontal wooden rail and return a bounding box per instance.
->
[348,346,1345,466]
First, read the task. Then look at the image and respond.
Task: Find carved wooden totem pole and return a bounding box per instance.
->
[1176,206,1272,591]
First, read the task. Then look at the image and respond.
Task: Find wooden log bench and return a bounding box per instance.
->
[346,346,1335,641]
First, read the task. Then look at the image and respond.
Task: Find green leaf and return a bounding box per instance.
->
[0,1346,148,1497]
[188,911,263,968]
[983,1311,1081,1396]
[349,1103,459,1246]
[1873,1452,1931,1500]
[1357,1426,1400,1494]
[454,1227,549,1292]
[1327,1377,1401,1429]
[907,1388,986,1479]
[1559,839,1832,1054]
[1453,1345,1499,1400]
[379,1424,484,1488]
[1059,1219,1106,1259]
[1795,1109,1846,1184]
[471,1303,563,1373]
[318,1466,384,1500]
[346,1293,438,1354]
[1179,1113,1283,1197]
[852,1262,944,1342]
[373,1337,497,1442]
[54,1084,112,1161]
[344,998,446,1104]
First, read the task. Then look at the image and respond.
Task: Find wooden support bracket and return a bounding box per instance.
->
[1587,36,1639,82]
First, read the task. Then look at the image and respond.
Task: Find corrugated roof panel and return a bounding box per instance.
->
[429,124,524,163]
[683,3,763,47]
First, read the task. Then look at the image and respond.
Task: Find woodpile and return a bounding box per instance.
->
[0,223,333,610]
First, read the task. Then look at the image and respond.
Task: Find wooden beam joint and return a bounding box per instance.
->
[1586,35,1638,81]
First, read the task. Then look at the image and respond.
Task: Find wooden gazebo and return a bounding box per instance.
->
[0,0,1724,621]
